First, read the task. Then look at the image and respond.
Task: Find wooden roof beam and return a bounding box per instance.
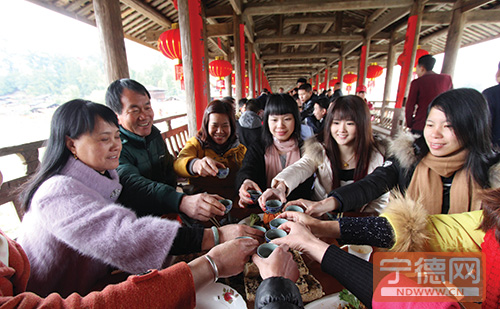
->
[206,5,233,18]
[206,23,233,37]
[121,0,172,29]
[367,7,412,38]
[262,52,340,60]
[256,34,364,44]
[461,0,496,13]
[283,16,338,26]
[265,63,324,69]
[244,0,413,16]
[422,9,500,25]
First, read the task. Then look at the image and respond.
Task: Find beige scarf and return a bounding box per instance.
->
[264,138,301,187]
[407,150,481,214]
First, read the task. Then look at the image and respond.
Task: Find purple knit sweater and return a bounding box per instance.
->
[18,157,180,297]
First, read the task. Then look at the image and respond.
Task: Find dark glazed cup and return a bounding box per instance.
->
[219,199,233,214]
[265,200,283,214]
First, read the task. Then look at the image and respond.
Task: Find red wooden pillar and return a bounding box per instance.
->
[178,0,210,132]
[309,78,312,85]
[315,75,319,91]
[358,45,367,87]
[393,0,424,135]
[239,24,246,98]
[251,52,256,97]
[258,63,261,94]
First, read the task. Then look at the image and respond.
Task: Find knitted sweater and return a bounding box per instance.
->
[0,229,195,308]
[18,157,180,297]
[482,229,500,308]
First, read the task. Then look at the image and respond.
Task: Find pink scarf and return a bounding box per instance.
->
[264,138,301,187]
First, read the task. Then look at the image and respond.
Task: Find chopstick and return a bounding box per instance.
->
[209,217,221,228]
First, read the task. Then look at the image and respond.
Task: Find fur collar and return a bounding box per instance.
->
[303,137,327,166]
[387,132,419,170]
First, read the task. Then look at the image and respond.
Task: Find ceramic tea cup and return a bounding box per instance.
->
[284,205,304,213]
[265,200,283,214]
[257,243,278,258]
[265,229,287,242]
[269,218,288,229]
[219,199,232,214]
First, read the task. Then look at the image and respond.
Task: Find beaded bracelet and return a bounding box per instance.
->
[204,255,219,283]
[211,226,220,246]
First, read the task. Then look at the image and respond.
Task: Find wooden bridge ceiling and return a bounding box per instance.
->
[26,0,500,90]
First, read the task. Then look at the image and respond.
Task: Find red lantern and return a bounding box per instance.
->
[329,78,339,87]
[209,57,233,79]
[158,24,181,60]
[320,82,326,90]
[366,63,383,91]
[343,73,357,94]
[397,49,429,67]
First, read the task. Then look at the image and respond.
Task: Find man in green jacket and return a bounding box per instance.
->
[105,79,225,221]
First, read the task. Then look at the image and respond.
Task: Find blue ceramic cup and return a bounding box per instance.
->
[219,199,232,214]
[265,200,283,214]
[216,167,229,179]
[257,243,278,258]
[265,229,287,242]
[269,218,288,229]
[284,205,304,213]
[247,190,262,202]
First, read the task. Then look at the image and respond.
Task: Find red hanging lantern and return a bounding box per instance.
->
[329,78,339,87]
[158,23,181,60]
[245,76,249,88]
[397,48,429,68]
[320,82,326,90]
[209,57,233,79]
[366,63,383,91]
[343,73,357,94]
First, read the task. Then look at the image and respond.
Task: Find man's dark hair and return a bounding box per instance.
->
[238,98,248,109]
[262,88,269,94]
[417,54,436,72]
[315,97,330,110]
[298,83,312,92]
[297,77,307,84]
[245,99,262,113]
[105,79,151,114]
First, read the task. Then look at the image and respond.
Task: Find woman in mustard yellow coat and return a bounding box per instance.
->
[174,100,246,201]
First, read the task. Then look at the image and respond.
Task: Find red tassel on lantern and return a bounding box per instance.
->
[343,73,357,94]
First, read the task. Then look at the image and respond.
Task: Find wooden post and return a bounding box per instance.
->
[178,0,210,134]
[324,68,329,91]
[441,0,465,78]
[93,0,129,83]
[234,14,243,101]
[383,31,397,109]
[248,43,254,98]
[258,62,262,94]
[392,0,424,136]
[339,56,345,89]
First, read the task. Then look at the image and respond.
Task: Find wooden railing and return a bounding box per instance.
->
[0,114,188,220]
[370,100,406,137]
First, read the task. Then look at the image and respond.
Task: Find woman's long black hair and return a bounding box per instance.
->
[321,95,376,189]
[20,100,119,211]
[262,94,301,150]
[415,88,497,188]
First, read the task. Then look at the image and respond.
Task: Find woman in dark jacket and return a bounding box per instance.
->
[290,88,500,216]
[236,94,313,207]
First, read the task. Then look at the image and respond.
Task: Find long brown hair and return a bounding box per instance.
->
[479,188,500,243]
[322,95,376,189]
[197,99,237,149]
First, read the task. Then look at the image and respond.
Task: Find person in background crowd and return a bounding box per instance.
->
[483,61,500,148]
[237,94,313,208]
[236,98,263,148]
[261,95,387,214]
[17,100,262,298]
[289,88,500,218]
[296,77,307,88]
[174,100,246,200]
[298,83,318,120]
[105,79,224,221]
[405,54,453,135]
[355,85,373,111]
[305,97,329,134]
[278,87,285,94]
[330,82,343,103]
[257,88,270,110]
[236,98,248,120]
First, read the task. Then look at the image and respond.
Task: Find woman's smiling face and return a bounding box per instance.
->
[424,107,462,157]
[208,113,231,145]
[268,113,295,142]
